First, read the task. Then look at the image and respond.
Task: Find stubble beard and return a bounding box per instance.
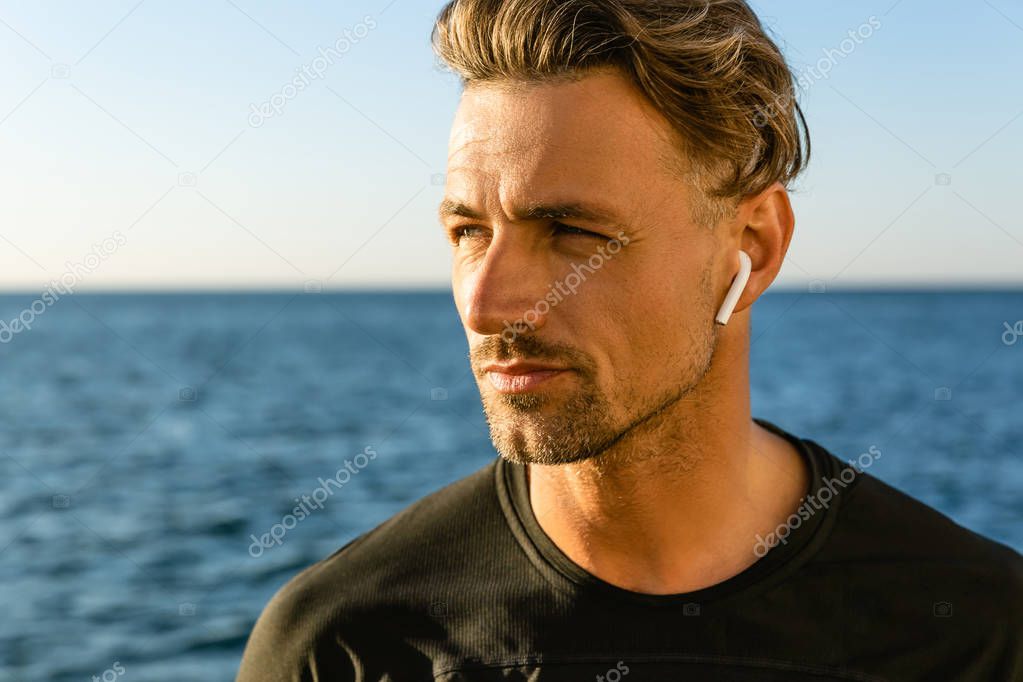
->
[480,270,719,467]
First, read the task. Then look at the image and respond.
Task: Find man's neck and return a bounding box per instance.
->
[526,415,810,595]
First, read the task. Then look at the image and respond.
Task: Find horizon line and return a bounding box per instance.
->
[1,282,1022,296]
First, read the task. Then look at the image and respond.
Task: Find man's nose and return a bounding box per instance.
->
[460,233,552,338]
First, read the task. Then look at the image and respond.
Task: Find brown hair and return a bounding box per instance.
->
[432,0,810,224]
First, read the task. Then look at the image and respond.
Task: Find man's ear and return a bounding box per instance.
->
[724,181,795,316]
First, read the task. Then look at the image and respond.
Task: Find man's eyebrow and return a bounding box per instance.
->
[438,199,626,229]
[437,199,483,221]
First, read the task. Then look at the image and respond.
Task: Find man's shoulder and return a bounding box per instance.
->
[804,448,1023,678]
[236,458,504,679]
[828,457,1020,568]
[279,457,501,606]
[813,446,1022,616]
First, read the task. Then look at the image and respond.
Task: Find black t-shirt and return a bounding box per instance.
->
[235,418,1022,681]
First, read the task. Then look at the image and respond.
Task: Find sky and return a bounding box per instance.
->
[0,0,1020,291]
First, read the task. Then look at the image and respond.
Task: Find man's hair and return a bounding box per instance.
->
[432,0,810,226]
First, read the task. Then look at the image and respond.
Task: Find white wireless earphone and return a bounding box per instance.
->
[714,250,752,326]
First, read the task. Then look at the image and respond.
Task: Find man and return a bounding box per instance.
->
[237,1,1022,679]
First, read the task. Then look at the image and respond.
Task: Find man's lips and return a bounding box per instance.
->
[481,361,572,393]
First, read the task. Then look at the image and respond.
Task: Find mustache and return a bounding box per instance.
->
[470,334,593,375]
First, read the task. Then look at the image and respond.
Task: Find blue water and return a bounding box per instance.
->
[0,290,1020,680]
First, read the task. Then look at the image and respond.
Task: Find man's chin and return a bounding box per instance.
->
[486,419,613,466]
[480,378,620,465]
[492,439,600,466]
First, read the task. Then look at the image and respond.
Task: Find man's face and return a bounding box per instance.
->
[441,69,722,466]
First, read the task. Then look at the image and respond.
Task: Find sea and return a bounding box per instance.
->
[0,290,1020,680]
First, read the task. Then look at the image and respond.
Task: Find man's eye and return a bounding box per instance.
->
[450,226,486,243]
[552,222,600,238]
[449,223,602,243]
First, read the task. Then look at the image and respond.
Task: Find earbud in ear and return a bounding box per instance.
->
[714,250,752,326]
